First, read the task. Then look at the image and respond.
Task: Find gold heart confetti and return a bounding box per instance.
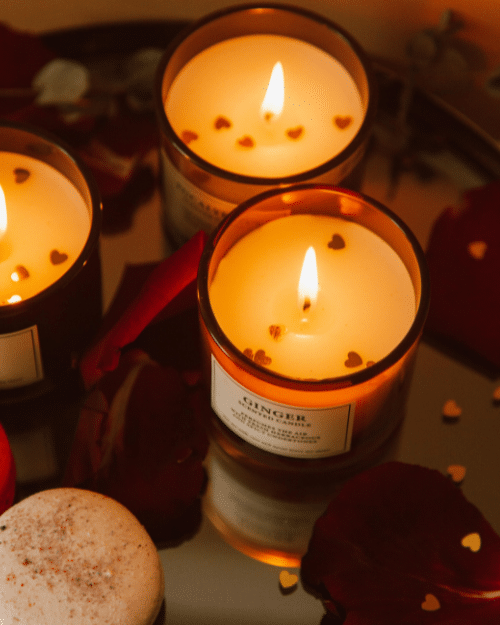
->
[334,115,353,130]
[181,130,199,144]
[328,234,346,250]
[12,265,30,281]
[254,349,272,366]
[345,351,363,368]
[279,570,298,591]
[467,240,487,260]
[461,532,481,552]
[447,464,466,483]
[14,168,30,183]
[214,116,232,129]
[269,325,286,341]
[442,399,462,420]
[421,593,440,611]
[50,250,68,265]
[237,136,255,148]
[286,126,304,140]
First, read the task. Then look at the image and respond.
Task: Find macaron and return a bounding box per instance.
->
[0,487,164,624]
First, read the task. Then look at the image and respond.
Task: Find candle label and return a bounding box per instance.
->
[160,150,236,241]
[0,326,43,388]
[211,357,354,459]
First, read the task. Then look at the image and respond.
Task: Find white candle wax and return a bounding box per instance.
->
[0,152,90,305]
[209,214,416,380]
[165,35,364,178]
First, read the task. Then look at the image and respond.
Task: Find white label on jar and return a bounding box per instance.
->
[0,325,43,388]
[160,150,236,240]
[211,356,354,459]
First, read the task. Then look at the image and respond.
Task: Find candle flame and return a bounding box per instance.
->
[261,62,284,120]
[298,247,318,313]
[0,185,7,237]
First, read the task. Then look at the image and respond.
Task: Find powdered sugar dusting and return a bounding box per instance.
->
[0,488,164,624]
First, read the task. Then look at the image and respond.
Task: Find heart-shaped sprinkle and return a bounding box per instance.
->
[442,399,462,420]
[467,240,487,260]
[12,265,30,281]
[366,360,375,367]
[328,234,346,250]
[461,532,481,552]
[254,349,272,366]
[243,348,254,360]
[447,464,466,483]
[279,570,298,592]
[345,351,363,368]
[421,593,440,611]
[237,136,255,148]
[334,115,353,130]
[50,250,68,265]
[14,168,30,183]
[181,130,199,144]
[269,325,286,341]
[286,126,304,140]
[214,116,232,130]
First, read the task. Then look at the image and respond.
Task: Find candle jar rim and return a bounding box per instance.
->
[155,2,378,187]
[198,183,430,391]
[0,121,102,315]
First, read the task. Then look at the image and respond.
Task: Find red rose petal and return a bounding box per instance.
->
[301,462,500,624]
[425,181,500,376]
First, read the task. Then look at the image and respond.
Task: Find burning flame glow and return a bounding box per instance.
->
[298,246,318,313]
[0,185,7,237]
[260,62,284,120]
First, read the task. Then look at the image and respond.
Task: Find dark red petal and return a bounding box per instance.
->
[302,462,500,624]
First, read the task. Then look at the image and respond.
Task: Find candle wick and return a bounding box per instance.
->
[302,297,311,312]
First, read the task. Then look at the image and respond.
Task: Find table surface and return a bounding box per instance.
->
[97,138,500,623]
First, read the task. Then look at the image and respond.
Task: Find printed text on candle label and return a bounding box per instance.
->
[211,357,353,459]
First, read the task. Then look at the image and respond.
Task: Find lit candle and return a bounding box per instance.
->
[198,186,429,462]
[209,214,415,380]
[0,153,90,305]
[0,123,101,396]
[165,35,364,178]
[155,4,376,245]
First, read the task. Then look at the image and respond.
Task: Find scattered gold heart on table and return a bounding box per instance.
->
[14,168,30,183]
[467,240,487,260]
[461,532,481,552]
[334,115,353,129]
[421,593,440,611]
[442,399,462,419]
[214,116,232,129]
[447,464,466,483]
[50,250,68,265]
[279,570,298,590]
[345,351,363,368]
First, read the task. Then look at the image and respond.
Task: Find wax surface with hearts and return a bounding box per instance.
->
[209,214,416,380]
[165,35,364,178]
[0,152,90,304]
